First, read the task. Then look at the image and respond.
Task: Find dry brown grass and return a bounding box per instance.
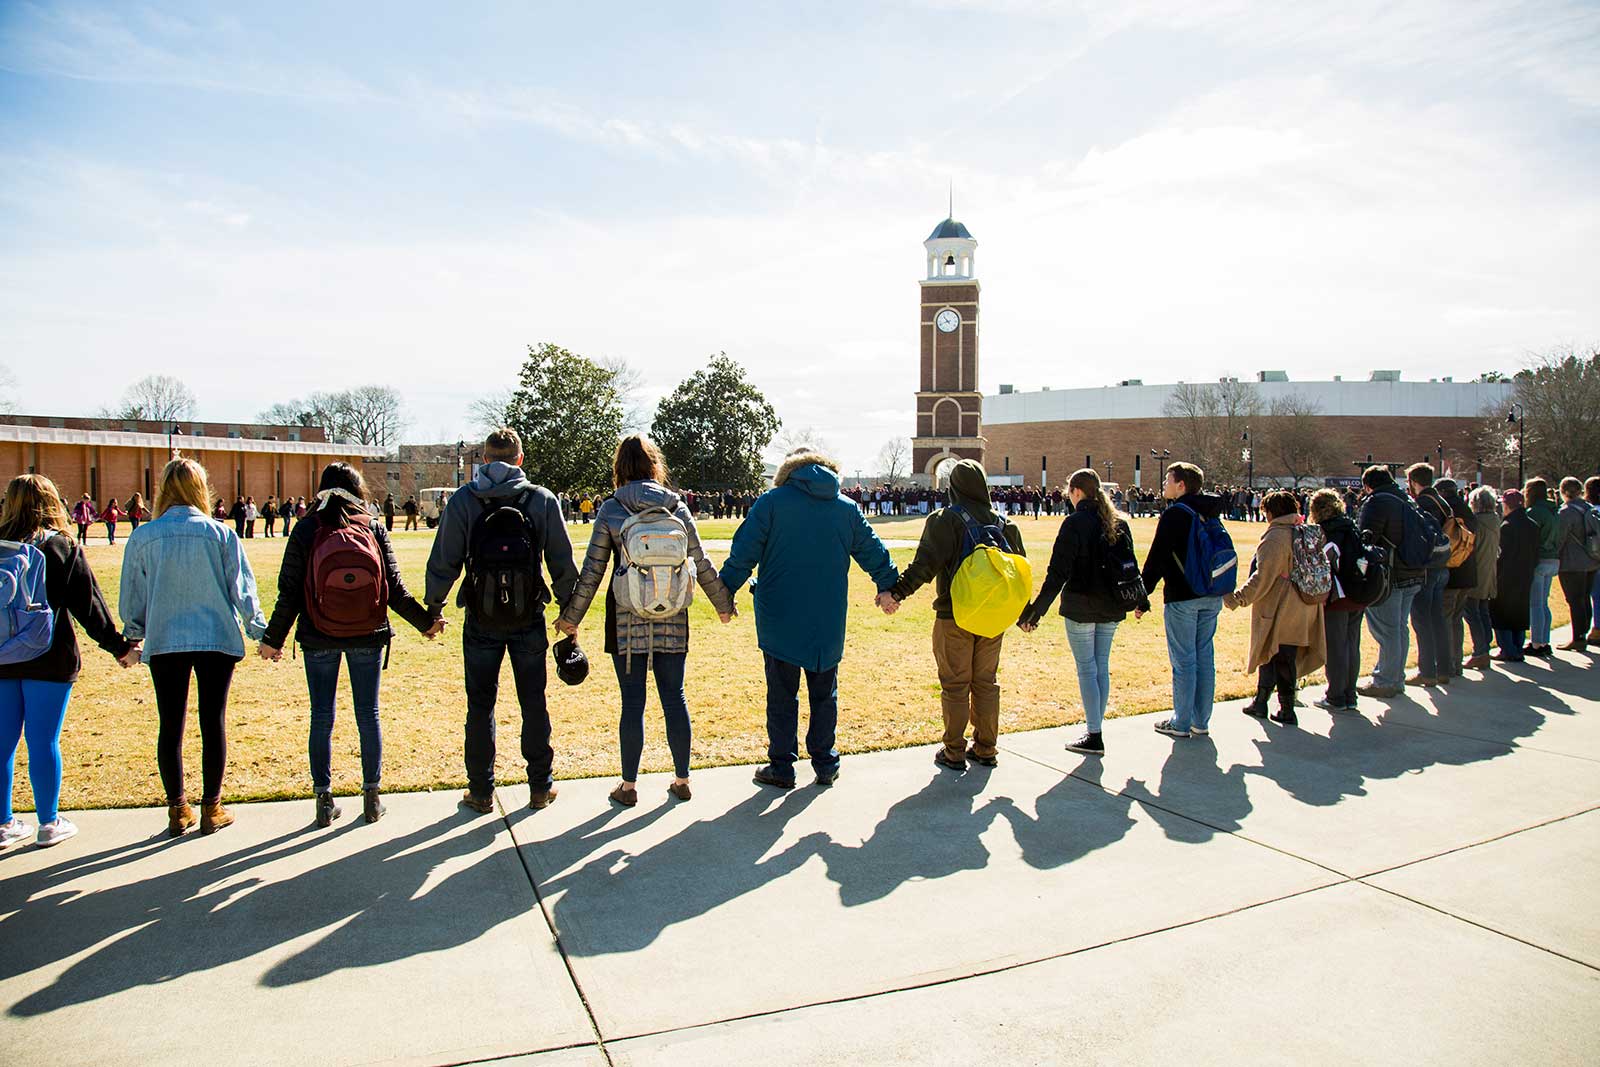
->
[13,514,1566,811]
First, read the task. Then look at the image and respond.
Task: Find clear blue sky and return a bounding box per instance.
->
[2,1,1596,471]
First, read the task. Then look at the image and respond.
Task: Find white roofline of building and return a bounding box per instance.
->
[983,378,1516,424]
[0,424,392,458]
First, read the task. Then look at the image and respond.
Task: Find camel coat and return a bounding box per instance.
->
[1225,515,1328,676]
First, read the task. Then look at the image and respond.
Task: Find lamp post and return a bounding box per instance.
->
[1151,448,1170,487]
[455,440,464,487]
[1104,459,1114,484]
[1507,405,1524,487]
[1436,439,1444,477]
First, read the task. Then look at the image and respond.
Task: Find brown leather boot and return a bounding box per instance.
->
[200,801,234,835]
[167,798,196,838]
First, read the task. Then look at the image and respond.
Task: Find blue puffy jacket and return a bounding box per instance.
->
[718,461,899,672]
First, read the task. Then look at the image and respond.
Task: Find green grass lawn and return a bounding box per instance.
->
[13,512,1561,812]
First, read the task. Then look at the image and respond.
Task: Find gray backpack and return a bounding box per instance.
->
[612,506,696,619]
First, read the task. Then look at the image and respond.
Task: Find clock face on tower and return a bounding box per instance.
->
[935,308,960,333]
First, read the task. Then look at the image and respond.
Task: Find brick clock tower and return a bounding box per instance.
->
[912,216,984,485]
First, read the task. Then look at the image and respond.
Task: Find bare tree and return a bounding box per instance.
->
[466,389,514,434]
[774,425,834,457]
[876,437,911,484]
[340,385,406,447]
[1263,390,1333,488]
[597,355,648,432]
[1160,378,1261,483]
[104,374,197,422]
[1513,345,1600,479]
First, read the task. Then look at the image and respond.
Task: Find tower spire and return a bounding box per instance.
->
[948,181,954,219]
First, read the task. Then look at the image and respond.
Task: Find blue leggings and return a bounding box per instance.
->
[0,679,73,824]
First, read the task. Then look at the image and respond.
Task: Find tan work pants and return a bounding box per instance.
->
[932,617,1003,760]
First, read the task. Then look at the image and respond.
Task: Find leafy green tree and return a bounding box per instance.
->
[651,354,780,490]
[503,342,625,493]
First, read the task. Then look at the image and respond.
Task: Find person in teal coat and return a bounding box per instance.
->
[719,449,899,790]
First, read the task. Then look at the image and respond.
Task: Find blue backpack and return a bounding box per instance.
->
[1396,498,1449,569]
[0,538,54,665]
[1171,502,1238,596]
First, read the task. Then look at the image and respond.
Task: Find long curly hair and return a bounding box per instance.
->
[1067,467,1125,543]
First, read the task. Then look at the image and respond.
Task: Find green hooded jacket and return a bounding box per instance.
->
[890,459,1026,620]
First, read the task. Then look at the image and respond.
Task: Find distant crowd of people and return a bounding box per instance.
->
[3,428,1596,853]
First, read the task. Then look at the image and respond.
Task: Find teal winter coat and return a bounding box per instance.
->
[718,458,899,672]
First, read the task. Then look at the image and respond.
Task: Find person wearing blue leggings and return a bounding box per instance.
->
[0,474,138,850]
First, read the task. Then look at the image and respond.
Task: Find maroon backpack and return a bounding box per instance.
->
[304,519,388,637]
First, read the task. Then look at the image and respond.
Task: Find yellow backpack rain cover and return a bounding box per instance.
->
[950,506,1033,638]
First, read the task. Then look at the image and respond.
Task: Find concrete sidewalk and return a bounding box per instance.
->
[3,646,1598,1065]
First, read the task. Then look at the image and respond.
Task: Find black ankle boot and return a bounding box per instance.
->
[315,791,342,828]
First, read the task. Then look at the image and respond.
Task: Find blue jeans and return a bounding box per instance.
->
[1410,568,1450,678]
[1366,581,1421,687]
[0,680,72,824]
[462,621,552,793]
[1494,627,1525,661]
[613,652,691,780]
[762,653,839,780]
[1465,597,1494,658]
[1065,619,1118,733]
[1590,571,1600,634]
[1529,558,1560,645]
[304,646,383,791]
[1163,597,1222,732]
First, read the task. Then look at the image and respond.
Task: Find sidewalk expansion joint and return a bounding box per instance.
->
[497,794,616,1067]
[1353,880,1600,974]
[593,879,1353,1048]
[428,1039,606,1067]
[1351,803,1600,883]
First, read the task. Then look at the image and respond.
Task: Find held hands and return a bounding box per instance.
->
[717,610,736,624]
[257,642,283,662]
[116,641,142,668]
[874,591,899,615]
[423,618,448,640]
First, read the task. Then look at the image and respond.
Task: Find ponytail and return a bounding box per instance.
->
[1067,468,1126,544]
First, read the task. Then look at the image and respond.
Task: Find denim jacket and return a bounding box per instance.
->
[119,506,268,660]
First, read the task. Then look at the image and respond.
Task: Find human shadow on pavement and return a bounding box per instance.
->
[1120,737,1255,842]
[4,810,527,1016]
[990,758,1139,870]
[535,787,822,956]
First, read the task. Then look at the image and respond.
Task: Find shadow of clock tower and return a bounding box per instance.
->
[912,215,985,486]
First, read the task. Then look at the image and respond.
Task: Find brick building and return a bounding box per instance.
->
[981,374,1517,489]
[0,415,388,507]
[362,443,475,504]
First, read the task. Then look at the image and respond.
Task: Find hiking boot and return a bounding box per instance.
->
[200,802,234,835]
[166,799,196,838]
[363,787,386,823]
[460,790,495,814]
[1271,708,1299,726]
[934,748,967,771]
[966,748,999,767]
[752,765,796,790]
[1153,719,1190,738]
[315,791,342,828]
[35,816,78,847]
[0,817,32,849]
[1065,732,1103,755]
[528,787,559,810]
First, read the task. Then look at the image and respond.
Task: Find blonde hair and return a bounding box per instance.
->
[1067,467,1125,543]
[0,474,72,543]
[1309,488,1344,524]
[155,457,213,515]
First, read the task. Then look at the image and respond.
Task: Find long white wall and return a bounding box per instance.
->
[984,379,1516,425]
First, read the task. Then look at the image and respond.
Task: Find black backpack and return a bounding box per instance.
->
[466,489,547,630]
[1340,530,1393,607]
[1096,525,1147,609]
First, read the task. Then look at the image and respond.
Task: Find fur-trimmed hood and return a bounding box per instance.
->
[774,451,841,500]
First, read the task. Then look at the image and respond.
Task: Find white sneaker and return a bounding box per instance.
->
[1189,724,1210,736]
[35,816,78,847]
[0,818,32,848]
